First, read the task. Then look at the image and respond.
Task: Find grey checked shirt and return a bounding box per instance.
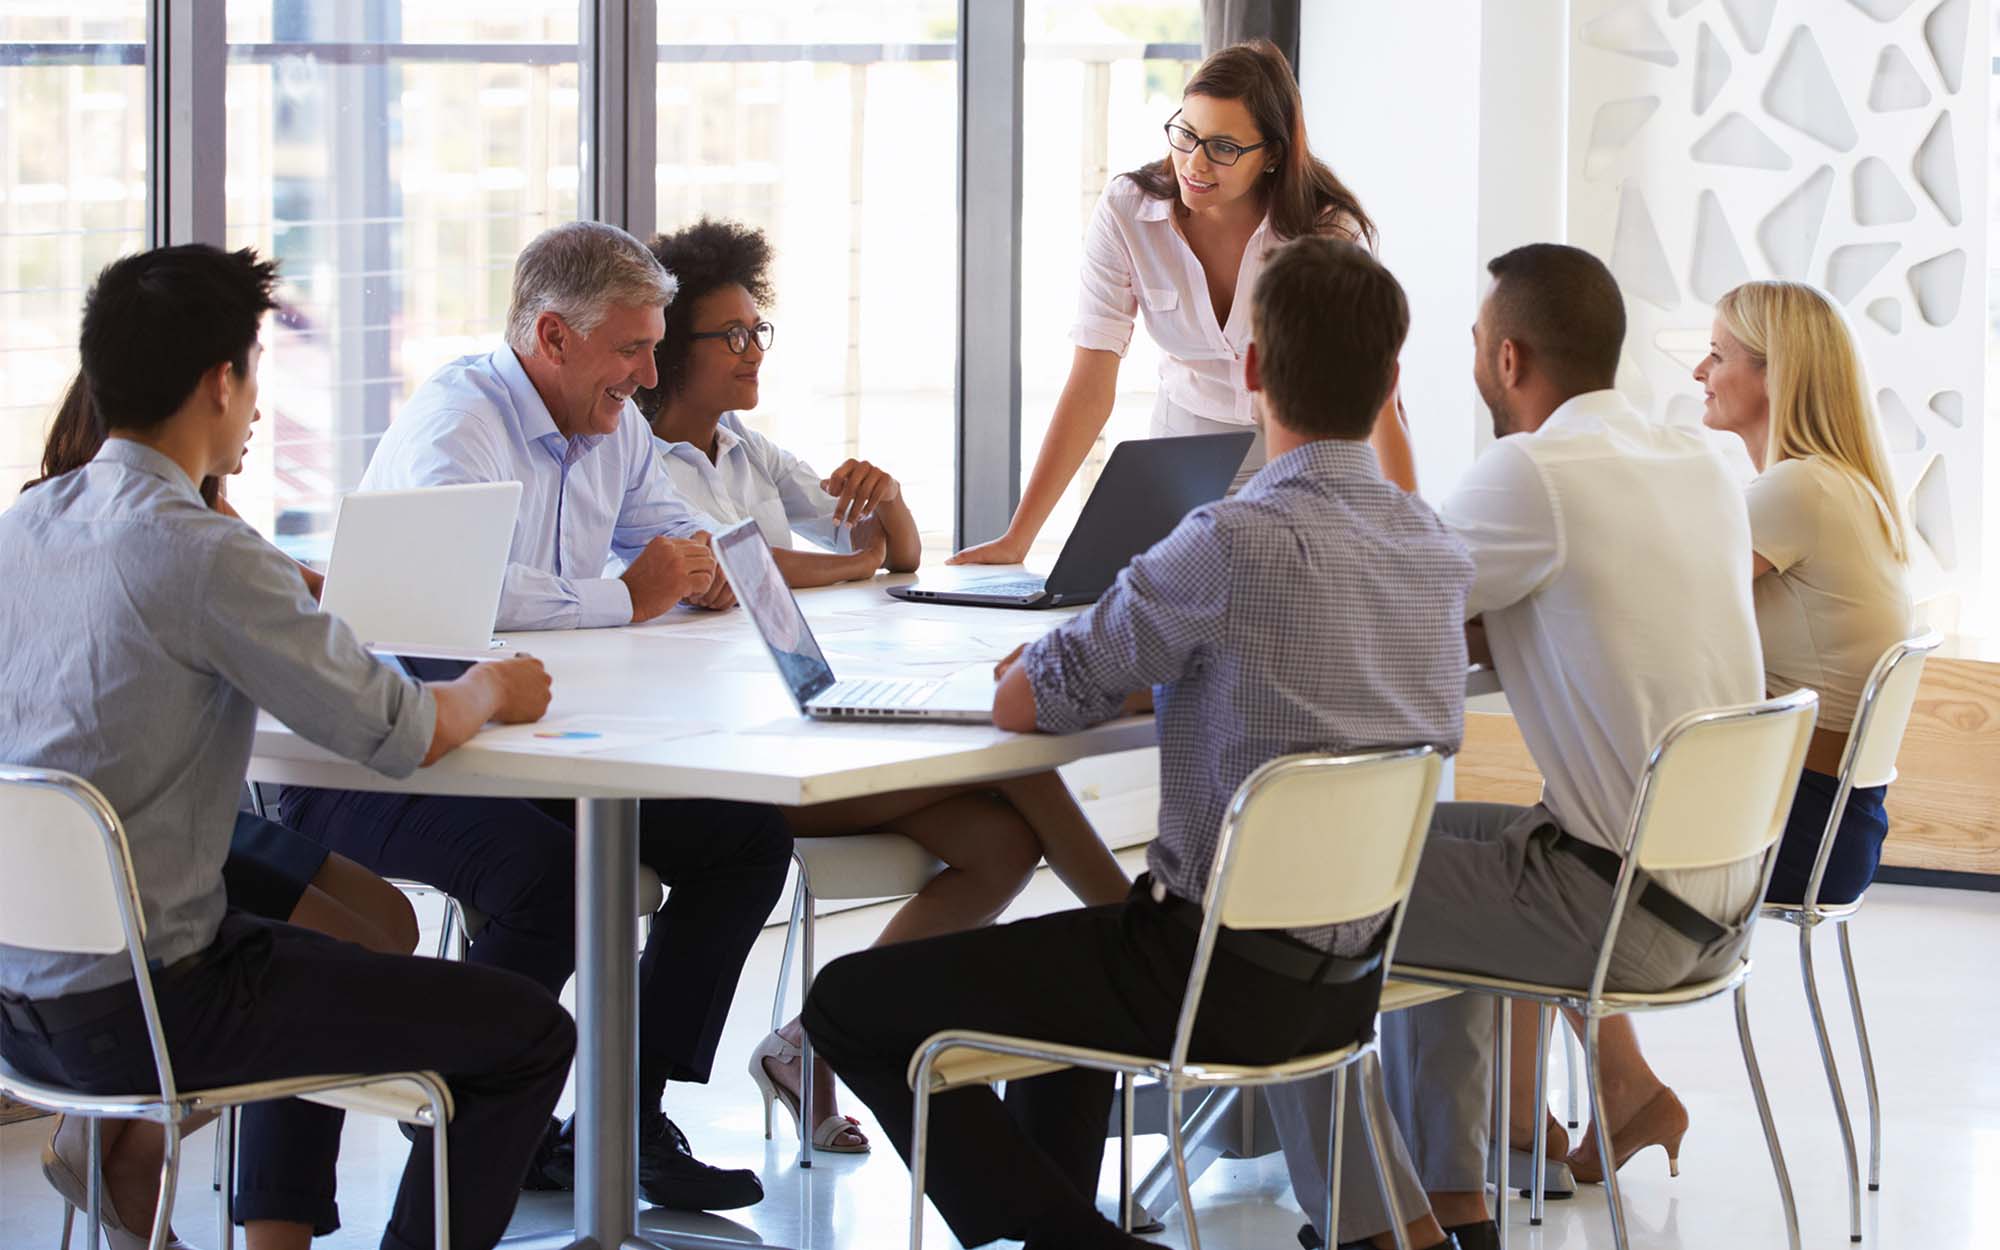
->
[1023,439,1473,954]
[0,441,436,998]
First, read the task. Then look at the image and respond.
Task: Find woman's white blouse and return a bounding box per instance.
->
[653,411,851,554]
[1069,174,1278,427]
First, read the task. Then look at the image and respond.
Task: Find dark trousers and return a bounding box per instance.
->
[802,879,1382,1248]
[278,787,790,1101]
[0,914,574,1250]
[1767,770,1890,906]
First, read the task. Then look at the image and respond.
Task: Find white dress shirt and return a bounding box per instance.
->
[361,346,717,631]
[1070,175,1277,427]
[1440,390,1768,920]
[653,412,851,554]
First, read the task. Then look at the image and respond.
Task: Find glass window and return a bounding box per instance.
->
[656,1,960,555]
[223,1,580,553]
[0,3,148,507]
[1020,2,1200,560]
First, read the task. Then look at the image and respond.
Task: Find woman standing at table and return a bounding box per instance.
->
[952,38,1416,566]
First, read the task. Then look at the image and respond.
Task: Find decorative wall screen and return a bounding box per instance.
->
[1567,0,1987,625]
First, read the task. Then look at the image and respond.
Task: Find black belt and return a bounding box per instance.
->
[0,953,204,1038]
[1549,830,1729,947]
[1148,878,1383,986]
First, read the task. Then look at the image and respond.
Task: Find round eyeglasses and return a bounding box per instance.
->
[1163,111,1272,168]
[690,321,775,355]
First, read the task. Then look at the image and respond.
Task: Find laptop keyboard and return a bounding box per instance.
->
[824,677,941,709]
[964,577,1046,598]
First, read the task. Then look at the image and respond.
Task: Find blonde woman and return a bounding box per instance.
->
[1541,281,1915,1184]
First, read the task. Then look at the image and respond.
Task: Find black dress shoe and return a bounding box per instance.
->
[1298,1222,1460,1250]
[1021,1212,1162,1249]
[521,1115,573,1191]
[638,1110,764,1211]
[1442,1220,1498,1250]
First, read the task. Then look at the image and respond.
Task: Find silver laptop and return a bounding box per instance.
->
[713,520,997,723]
[319,481,522,659]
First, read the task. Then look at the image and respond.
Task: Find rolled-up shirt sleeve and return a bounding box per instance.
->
[199,526,436,777]
[1022,509,1230,733]
[1068,190,1140,357]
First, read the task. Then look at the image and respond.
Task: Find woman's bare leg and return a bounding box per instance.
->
[990,771,1131,906]
[286,852,421,955]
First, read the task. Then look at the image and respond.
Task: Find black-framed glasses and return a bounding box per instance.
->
[1163,111,1272,168]
[690,321,775,354]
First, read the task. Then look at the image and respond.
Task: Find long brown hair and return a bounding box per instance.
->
[25,373,221,506]
[1126,39,1375,246]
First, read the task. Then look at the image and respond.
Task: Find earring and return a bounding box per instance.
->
[1264,165,1277,174]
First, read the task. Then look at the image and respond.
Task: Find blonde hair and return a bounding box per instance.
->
[1715,280,1907,564]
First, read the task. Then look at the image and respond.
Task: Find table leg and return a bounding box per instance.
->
[578,796,641,1250]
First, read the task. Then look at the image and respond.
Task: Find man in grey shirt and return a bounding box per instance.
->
[0,244,572,1250]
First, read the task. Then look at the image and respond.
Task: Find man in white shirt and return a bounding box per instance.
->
[1277,245,1765,1250]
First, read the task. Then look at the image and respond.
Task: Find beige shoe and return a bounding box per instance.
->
[747,1032,870,1153]
[42,1114,204,1250]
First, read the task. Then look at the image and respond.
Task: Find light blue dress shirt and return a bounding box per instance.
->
[362,346,719,630]
[653,412,852,555]
[0,440,435,998]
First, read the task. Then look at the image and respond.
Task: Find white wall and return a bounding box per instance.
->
[1299,1,1569,498]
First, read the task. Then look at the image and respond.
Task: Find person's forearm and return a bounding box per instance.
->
[1007,351,1121,547]
[422,668,503,765]
[297,562,325,602]
[992,664,1040,732]
[771,543,884,589]
[1371,389,1418,493]
[868,496,922,572]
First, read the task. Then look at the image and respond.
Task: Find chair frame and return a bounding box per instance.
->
[1397,689,1820,1250]
[1758,629,1941,1244]
[0,767,453,1250]
[903,745,1446,1250]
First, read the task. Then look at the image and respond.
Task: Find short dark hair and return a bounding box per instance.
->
[1250,237,1409,439]
[638,218,775,416]
[1484,244,1625,393]
[78,244,280,433]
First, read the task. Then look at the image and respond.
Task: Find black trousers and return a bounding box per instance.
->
[0,913,574,1250]
[802,879,1382,1248]
[277,787,791,1103]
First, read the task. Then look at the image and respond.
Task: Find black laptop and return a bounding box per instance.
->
[889,430,1254,609]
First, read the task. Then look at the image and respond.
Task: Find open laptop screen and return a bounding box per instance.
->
[712,520,837,709]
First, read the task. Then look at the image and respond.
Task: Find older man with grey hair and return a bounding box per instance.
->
[280,219,794,1213]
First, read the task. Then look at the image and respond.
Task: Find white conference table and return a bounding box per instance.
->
[245,568,1500,1250]
[245,570,1158,1250]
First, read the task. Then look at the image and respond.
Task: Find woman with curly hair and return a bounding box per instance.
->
[640,218,1134,1158]
[640,217,921,588]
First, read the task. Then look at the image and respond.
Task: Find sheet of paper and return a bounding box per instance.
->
[474,715,720,756]
[735,715,1009,745]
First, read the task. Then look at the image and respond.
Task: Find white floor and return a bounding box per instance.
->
[3,866,1995,1250]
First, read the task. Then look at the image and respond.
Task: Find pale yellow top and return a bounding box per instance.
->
[1746,456,1913,733]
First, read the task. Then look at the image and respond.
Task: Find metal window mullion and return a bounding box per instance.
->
[582,0,657,237]
[955,0,1025,548]
[146,0,225,247]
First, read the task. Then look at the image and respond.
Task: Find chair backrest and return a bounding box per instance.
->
[1204,747,1443,932]
[0,767,144,956]
[1840,630,1943,790]
[1626,689,1819,874]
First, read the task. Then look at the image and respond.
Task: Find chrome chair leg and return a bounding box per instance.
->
[217,1109,238,1250]
[1357,1051,1411,1250]
[1736,981,1802,1250]
[1166,1083,1204,1250]
[772,879,806,1032]
[908,1073,933,1250]
[1563,1025,1579,1128]
[1531,1006,1552,1225]
[1837,923,1883,1192]
[425,1076,452,1250]
[87,1116,103,1250]
[1119,1072,1136,1232]
[800,884,817,1169]
[152,1118,184,1250]
[1494,999,1510,1250]
[1583,1015,1629,1250]
[1801,925,1863,1241]
[1323,1064,1347,1250]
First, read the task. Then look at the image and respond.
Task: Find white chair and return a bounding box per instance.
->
[0,766,454,1250]
[771,833,945,1166]
[1760,629,1941,1243]
[1398,688,1821,1250]
[903,745,1447,1250]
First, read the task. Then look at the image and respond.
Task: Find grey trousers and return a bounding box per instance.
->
[1150,394,1265,495]
[1271,802,1751,1243]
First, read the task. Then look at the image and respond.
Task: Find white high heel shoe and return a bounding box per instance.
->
[42,1115,204,1250]
[747,1032,869,1154]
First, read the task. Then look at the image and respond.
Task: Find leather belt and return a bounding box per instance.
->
[1146,876,1384,986]
[1549,830,1729,947]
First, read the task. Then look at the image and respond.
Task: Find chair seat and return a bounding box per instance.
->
[907,979,1453,1095]
[796,832,945,902]
[1390,958,1753,1010]
[1761,895,1864,925]
[1,1055,452,1127]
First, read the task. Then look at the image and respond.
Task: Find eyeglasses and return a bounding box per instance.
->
[690,321,775,355]
[1163,111,1272,168]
